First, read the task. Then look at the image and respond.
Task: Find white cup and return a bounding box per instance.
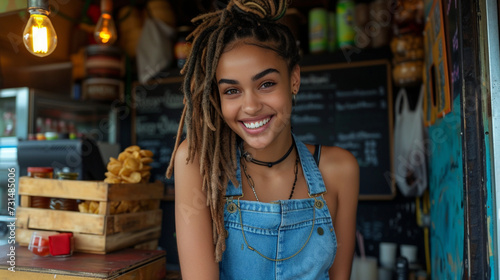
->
[379,242,397,269]
[400,244,418,263]
[350,256,378,280]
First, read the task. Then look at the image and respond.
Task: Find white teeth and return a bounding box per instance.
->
[243,118,270,129]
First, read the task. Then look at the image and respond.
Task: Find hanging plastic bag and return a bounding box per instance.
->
[136,15,175,83]
[393,86,427,197]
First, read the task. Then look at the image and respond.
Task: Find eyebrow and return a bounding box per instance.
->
[218,68,280,85]
[252,68,279,81]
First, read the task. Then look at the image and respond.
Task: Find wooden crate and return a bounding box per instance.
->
[16,177,164,254]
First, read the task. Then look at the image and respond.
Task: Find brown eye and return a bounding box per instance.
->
[260,82,276,89]
[224,88,239,95]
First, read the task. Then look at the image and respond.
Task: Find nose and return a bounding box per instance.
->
[242,91,262,115]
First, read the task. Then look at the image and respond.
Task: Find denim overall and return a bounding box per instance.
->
[220,135,337,280]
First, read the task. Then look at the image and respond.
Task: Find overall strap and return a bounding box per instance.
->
[313,144,321,166]
[293,135,327,196]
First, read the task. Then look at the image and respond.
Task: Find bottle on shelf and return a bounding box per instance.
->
[336,0,356,48]
[308,6,329,54]
[44,118,58,140]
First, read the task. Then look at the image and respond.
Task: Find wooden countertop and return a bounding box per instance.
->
[0,244,167,279]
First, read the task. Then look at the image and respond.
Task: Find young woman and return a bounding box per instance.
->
[166,1,359,279]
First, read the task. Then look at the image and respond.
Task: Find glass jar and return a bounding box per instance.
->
[28,231,58,257]
[49,171,79,211]
[27,167,53,209]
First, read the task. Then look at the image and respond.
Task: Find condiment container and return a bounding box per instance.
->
[49,171,79,211]
[49,232,74,257]
[27,167,53,208]
[28,231,58,257]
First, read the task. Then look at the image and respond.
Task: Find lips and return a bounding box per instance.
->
[242,117,271,129]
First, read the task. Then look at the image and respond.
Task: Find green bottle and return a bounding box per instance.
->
[336,0,356,48]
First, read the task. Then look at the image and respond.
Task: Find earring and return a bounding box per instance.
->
[292,92,297,106]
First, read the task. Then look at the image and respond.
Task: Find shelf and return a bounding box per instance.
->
[301,45,393,66]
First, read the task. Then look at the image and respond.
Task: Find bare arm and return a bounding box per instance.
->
[321,146,359,280]
[174,140,219,280]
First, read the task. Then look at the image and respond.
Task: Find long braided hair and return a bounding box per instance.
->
[166,0,300,262]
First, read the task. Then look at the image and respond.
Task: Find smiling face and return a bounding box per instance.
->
[216,41,300,151]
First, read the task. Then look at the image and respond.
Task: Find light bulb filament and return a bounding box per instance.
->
[95,13,117,45]
[99,31,112,44]
[32,15,48,53]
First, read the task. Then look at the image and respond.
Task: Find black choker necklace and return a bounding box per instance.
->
[241,139,295,168]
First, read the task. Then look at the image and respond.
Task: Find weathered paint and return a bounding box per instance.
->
[483,106,496,279]
[428,95,464,279]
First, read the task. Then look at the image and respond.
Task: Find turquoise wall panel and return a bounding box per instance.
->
[428,95,464,278]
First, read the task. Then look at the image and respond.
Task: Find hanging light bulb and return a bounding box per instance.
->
[94,0,117,45]
[22,0,57,57]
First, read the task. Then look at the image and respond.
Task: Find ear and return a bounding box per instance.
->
[290,64,301,94]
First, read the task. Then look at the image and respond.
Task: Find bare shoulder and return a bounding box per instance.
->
[174,139,193,167]
[173,139,203,200]
[311,145,359,196]
[321,146,358,177]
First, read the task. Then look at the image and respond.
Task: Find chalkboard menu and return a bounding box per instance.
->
[132,76,184,187]
[293,59,394,199]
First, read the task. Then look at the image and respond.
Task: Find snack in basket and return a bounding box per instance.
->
[104,145,153,184]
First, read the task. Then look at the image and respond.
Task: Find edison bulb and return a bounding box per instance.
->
[94,13,117,45]
[23,10,57,57]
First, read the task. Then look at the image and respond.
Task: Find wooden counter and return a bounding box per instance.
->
[0,244,166,279]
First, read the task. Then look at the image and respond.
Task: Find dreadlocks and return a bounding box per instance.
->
[166,0,300,262]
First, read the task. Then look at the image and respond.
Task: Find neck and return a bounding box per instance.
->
[240,136,295,168]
